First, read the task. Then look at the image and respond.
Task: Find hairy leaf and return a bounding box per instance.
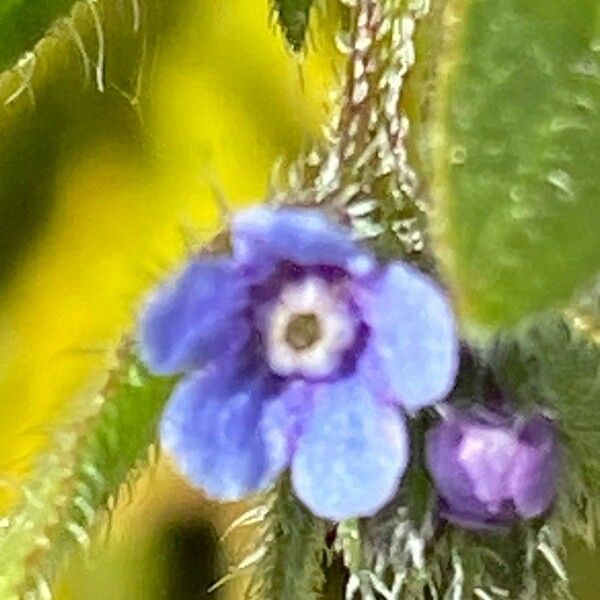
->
[493,314,600,541]
[0,342,176,599]
[245,475,329,600]
[429,0,600,328]
[0,0,75,70]
[0,0,158,113]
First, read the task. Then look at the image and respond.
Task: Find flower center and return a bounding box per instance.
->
[264,276,357,378]
[285,313,321,350]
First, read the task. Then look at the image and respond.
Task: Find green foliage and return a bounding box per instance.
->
[0,342,176,599]
[429,0,600,328]
[0,0,75,70]
[272,0,315,52]
[245,475,329,600]
[0,0,158,112]
[423,525,572,600]
[349,497,571,599]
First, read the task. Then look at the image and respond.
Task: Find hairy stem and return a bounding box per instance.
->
[0,340,176,599]
[274,0,432,264]
[245,475,330,600]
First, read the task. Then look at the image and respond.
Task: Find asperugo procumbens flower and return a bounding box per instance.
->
[138,207,458,520]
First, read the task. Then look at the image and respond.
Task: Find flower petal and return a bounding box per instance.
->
[138,257,249,374]
[232,207,374,276]
[510,417,557,518]
[426,417,478,508]
[160,367,286,501]
[259,379,315,469]
[358,263,458,411]
[291,375,409,520]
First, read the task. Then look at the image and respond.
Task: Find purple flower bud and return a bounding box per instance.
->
[426,409,558,529]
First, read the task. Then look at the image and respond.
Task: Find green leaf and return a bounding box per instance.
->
[271,0,315,52]
[425,525,571,600]
[0,341,176,599]
[0,0,158,112]
[429,0,600,328]
[0,0,75,70]
[244,475,329,600]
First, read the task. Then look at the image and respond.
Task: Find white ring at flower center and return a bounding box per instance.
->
[265,276,357,378]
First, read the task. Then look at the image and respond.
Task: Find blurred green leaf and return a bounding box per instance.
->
[0,0,74,70]
[272,0,315,52]
[0,342,176,598]
[430,0,600,328]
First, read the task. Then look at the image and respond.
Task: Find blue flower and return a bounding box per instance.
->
[139,207,458,520]
[426,408,558,529]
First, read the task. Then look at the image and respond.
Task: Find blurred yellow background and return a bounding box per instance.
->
[0,0,597,598]
[0,1,338,597]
